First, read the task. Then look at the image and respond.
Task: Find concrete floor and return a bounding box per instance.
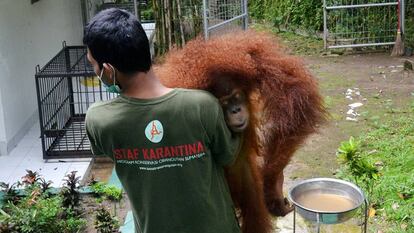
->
[0,122,91,187]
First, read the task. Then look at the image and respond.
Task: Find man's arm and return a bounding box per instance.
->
[204,97,242,166]
[85,111,106,157]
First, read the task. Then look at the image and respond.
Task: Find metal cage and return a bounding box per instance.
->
[35,42,116,159]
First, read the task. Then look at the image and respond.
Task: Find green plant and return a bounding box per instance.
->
[60,171,81,210]
[0,182,20,205]
[252,23,324,55]
[21,170,41,186]
[249,0,323,32]
[22,169,40,187]
[0,196,86,233]
[91,182,123,202]
[0,221,17,233]
[337,136,379,195]
[38,178,53,195]
[104,186,122,202]
[94,206,120,233]
[404,1,414,48]
[336,114,414,232]
[88,174,99,186]
[91,182,123,214]
[0,170,87,233]
[60,217,87,233]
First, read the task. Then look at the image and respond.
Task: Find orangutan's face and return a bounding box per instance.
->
[219,88,249,133]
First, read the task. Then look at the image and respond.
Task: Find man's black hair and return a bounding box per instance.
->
[83,8,151,74]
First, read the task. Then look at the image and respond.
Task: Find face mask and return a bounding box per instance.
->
[98,65,121,94]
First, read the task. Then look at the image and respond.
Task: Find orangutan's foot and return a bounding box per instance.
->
[267,197,294,217]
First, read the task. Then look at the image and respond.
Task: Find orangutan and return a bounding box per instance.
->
[156,30,327,233]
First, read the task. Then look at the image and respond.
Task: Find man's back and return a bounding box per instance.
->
[86,89,241,233]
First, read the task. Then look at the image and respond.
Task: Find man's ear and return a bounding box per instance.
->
[102,63,113,79]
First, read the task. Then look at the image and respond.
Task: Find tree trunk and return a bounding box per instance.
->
[176,0,186,46]
[165,0,172,50]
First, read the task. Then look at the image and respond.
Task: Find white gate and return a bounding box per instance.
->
[323,0,404,49]
[202,0,248,40]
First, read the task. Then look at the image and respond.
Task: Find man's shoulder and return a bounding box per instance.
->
[86,98,120,122]
[87,98,119,112]
[177,88,219,105]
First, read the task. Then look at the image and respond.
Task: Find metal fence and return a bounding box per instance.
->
[203,0,248,39]
[323,0,401,49]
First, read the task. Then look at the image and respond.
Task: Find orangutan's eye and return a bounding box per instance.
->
[236,92,246,101]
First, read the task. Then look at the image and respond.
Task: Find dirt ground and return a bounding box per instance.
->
[82,192,131,233]
[279,53,414,233]
[286,53,414,187]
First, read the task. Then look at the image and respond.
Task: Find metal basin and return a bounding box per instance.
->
[288,178,365,224]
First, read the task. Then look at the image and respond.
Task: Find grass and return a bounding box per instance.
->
[252,21,414,232]
[336,112,414,232]
[317,72,356,91]
[251,23,324,56]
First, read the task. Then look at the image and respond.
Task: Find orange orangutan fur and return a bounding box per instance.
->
[156,30,327,233]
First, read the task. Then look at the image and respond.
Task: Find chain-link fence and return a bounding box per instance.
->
[151,0,248,55]
[203,0,248,39]
[323,0,399,49]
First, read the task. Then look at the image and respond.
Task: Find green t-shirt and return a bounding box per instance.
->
[85,89,242,233]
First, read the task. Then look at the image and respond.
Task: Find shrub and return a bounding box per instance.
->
[91,182,123,202]
[0,170,87,233]
[0,182,20,205]
[336,116,414,232]
[94,206,120,233]
[0,196,86,233]
[249,0,323,32]
[61,171,82,210]
[336,136,379,196]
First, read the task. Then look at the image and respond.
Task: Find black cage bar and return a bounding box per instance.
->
[35,43,116,159]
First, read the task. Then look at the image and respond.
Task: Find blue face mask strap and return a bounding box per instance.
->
[97,64,121,94]
[108,65,121,93]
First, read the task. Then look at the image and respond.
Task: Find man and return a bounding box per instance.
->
[84,8,242,233]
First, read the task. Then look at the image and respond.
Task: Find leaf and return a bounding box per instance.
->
[369,207,376,218]
[349,136,355,147]
[0,208,11,218]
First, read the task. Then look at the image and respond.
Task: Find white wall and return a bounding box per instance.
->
[0,83,6,154]
[0,0,84,155]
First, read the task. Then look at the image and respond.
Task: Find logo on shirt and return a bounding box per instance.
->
[145,120,164,143]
